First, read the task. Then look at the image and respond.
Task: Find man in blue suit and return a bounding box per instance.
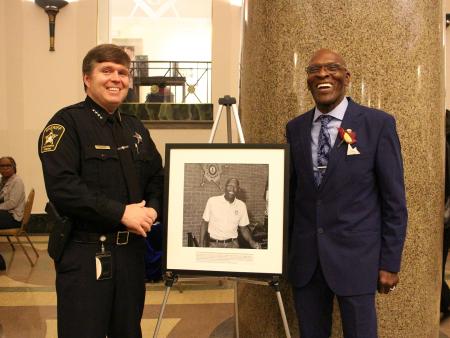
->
[286,49,407,337]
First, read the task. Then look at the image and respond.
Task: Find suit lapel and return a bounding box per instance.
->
[299,110,316,187]
[319,99,362,190]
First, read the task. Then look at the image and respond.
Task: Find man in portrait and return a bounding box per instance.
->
[200,178,260,249]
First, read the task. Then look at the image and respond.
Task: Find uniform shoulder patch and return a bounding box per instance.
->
[40,124,65,153]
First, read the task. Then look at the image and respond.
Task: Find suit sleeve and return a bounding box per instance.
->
[375,115,408,272]
[286,124,297,251]
[38,113,125,225]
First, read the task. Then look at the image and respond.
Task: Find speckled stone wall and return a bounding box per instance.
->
[237,1,444,337]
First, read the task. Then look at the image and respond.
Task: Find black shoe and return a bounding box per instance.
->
[0,254,5,271]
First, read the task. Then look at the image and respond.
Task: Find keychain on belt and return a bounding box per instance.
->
[95,235,112,280]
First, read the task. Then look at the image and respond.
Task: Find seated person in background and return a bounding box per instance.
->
[0,156,25,229]
[200,178,260,249]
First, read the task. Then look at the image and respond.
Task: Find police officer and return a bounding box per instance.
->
[38,44,163,338]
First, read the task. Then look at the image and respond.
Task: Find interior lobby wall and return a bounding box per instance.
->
[0,0,242,213]
[0,0,97,213]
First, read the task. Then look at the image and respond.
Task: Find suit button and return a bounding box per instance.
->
[317,228,324,234]
[317,200,322,206]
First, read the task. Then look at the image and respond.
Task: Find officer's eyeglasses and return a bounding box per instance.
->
[305,63,346,75]
[0,164,12,168]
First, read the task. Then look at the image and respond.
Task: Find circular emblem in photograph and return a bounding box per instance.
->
[201,164,222,188]
[208,165,217,175]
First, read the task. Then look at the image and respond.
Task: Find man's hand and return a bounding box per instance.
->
[249,240,261,249]
[121,200,157,237]
[240,226,261,249]
[377,270,399,294]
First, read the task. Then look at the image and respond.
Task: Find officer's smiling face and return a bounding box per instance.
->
[83,61,130,114]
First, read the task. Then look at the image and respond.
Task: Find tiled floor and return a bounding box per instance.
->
[2,236,450,337]
[0,236,234,338]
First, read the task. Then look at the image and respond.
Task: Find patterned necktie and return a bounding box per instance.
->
[315,115,333,186]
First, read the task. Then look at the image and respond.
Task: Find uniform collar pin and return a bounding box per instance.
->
[92,108,103,119]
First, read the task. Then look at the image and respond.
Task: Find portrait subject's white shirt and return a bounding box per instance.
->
[202,194,250,240]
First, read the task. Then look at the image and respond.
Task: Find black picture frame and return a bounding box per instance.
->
[163,143,289,278]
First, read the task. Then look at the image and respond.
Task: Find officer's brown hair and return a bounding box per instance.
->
[82,44,131,75]
[82,44,131,90]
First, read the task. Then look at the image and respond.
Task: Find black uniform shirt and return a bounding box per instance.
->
[39,96,164,233]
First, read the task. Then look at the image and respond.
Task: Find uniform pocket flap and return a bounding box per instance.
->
[84,147,119,160]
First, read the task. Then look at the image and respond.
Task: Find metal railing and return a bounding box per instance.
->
[129,60,212,104]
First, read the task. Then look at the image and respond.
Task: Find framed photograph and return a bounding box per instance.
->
[163,143,289,277]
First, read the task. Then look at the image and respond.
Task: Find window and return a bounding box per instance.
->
[98,0,213,124]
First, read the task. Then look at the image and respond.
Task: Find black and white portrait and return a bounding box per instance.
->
[183,163,269,249]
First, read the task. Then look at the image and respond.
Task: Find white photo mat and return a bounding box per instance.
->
[164,144,289,276]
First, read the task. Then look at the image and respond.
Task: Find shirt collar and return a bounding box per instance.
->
[313,97,348,122]
[85,96,122,125]
[222,194,237,205]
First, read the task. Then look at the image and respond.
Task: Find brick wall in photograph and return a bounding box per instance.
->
[182,163,268,246]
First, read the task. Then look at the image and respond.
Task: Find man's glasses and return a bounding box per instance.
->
[0,164,12,168]
[305,63,346,75]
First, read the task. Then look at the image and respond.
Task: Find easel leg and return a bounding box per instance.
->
[208,105,224,143]
[226,105,233,143]
[231,104,245,143]
[234,279,240,338]
[275,290,291,338]
[153,273,177,338]
[270,280,291,338]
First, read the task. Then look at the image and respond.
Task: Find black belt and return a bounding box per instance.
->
[72,230,138,245]
[209,237,236,243]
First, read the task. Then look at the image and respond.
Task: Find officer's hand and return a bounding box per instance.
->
[146,206,158,226]
[121,201,155,237]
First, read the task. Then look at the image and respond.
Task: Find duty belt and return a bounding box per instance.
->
[72,230,136,245]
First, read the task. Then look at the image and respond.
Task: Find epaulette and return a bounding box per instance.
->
[53,101,86,117]
[62,101,85,111]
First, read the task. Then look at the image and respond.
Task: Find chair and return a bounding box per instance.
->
[0,188,39,266]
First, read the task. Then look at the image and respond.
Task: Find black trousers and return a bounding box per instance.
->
[56,236,146,338]
[0,210,20,229]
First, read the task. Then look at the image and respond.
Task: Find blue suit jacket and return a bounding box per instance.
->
[286,98,407,296]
